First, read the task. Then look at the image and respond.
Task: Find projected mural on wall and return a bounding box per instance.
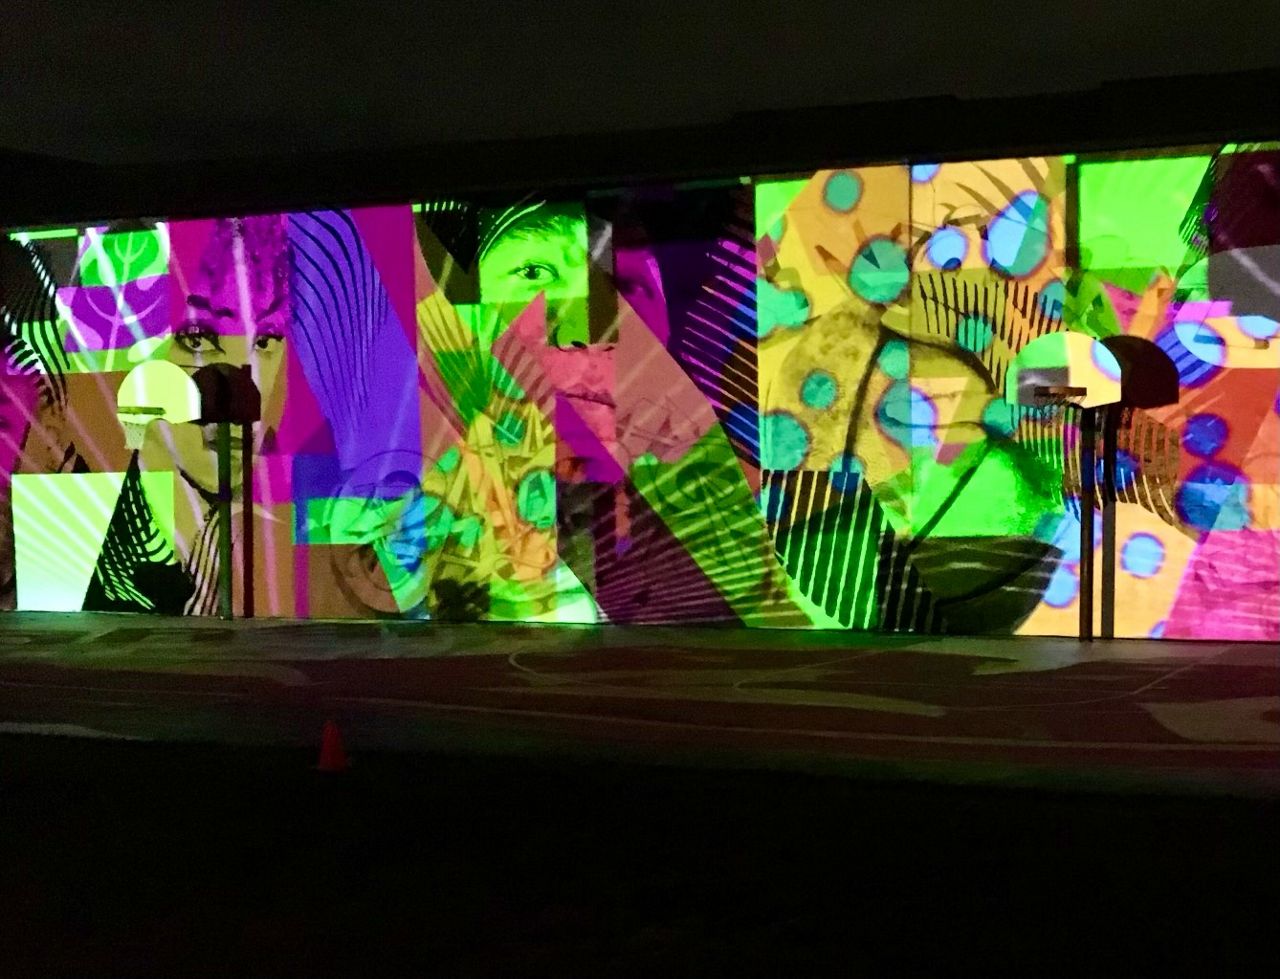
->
[1,144,1277,639]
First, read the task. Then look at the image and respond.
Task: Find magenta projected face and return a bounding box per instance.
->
[147,216,290,495]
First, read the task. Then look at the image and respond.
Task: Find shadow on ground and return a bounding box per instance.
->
[1,734,1276,976]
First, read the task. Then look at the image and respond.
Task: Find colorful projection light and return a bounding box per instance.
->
[0,145,1277,640]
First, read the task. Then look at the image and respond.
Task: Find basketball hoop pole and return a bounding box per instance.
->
[1031,385,1097,643]
[216,420,233,620]
[1100,406,1119,640]
[241,421,254,619]
[1078,406,1096,642]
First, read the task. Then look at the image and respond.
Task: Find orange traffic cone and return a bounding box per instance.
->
[317,719,349,773]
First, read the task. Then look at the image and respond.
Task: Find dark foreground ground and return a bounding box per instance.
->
[2,734,1277,977]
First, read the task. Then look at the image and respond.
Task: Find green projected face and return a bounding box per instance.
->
[479,203,589,346]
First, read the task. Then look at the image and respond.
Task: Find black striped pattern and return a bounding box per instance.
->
[182,509,223,616]
[915,272,1064,395]
[90,459,181,611]
[0,237,70,410]
[414,199,480,303]
[560,482,739,625]
[762,469,939,632]
[672,191,760,466]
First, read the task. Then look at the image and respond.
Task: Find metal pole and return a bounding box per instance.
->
[1100,406,1118,640]
[241,422,254,619]
[1078,406,1096,642]
[217,420,234,620]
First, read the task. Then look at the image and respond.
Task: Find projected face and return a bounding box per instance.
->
[144,216,289,496]
[612,218,670,346]
[479,203,589,346]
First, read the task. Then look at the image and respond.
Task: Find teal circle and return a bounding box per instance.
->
[757,278,811,338]
[981,398,1017,437]
[849,238,910,304]
[800,370,838,410]
[761,411,810,470]
[877,339,909,379]
[1036,279,1065,319]
[516,470,555,529]
[823,171,862,212]
[957,315,994,354]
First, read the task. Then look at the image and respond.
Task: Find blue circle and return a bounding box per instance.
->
[1121,532,1165,578]
[1182,413,1228,458]
[800,370,838,410]
[1037,280,1065,319]
[761,411,810,470]
[849,238,910,304]
[823,171,862,212]
[1176,461,1249,531]
[1092,341,1123,381]
[981,399,1017,437]
[985,191,1050,278]
[1173,320,1226,367]
[957,315,994,354]
[926,226,968,270]
[910,163,941,183]
[829,453,864,493]
[1238,315,1279,340]
[1156,323,1221,388]
[876,382,938,448]
[877,339,909,379]
[1044,564,1079,608]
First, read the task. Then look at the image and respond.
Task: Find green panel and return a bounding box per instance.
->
[13,472,127,611]
[755,178,809,239]
[1077,155,1210,285]
[78,229,168,286]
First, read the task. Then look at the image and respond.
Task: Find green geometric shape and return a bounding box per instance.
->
[137,471,176,550]
[1077,155,1211,283]
[13,472,126,611]
[755,178,809,239]
[13,227,79,241]
[631,428,792,624]
[79,229,168,286]
[909,442,1061,538]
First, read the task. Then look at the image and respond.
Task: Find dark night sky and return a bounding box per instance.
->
[1,1,1275,165]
